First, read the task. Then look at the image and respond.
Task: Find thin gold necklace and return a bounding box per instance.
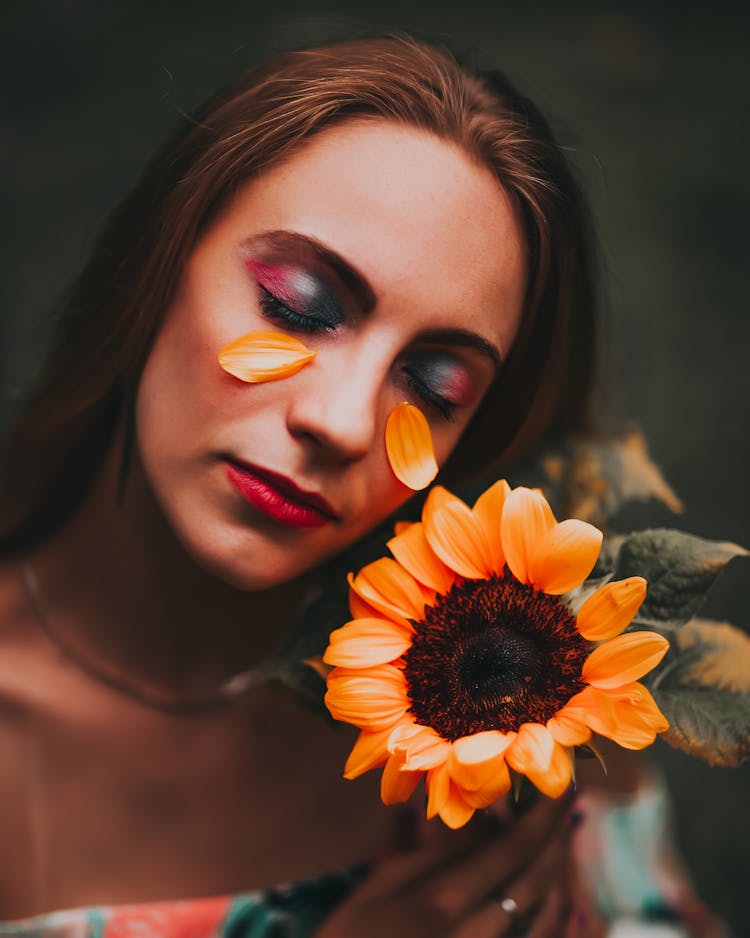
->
[21,559,268,716]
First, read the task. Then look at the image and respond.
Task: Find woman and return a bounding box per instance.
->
[0,33,604,934]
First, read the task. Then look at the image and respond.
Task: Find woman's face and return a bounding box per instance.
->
[135,119,527,589]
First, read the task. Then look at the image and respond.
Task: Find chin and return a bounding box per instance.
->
[174,514,326,591]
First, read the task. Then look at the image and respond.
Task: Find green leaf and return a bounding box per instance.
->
[651,618,750,767]
[613,529,747,628]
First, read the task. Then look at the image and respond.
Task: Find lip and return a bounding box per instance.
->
[224,459,338,529]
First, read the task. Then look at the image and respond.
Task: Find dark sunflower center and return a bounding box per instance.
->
[403,572,589,741]
[457,630,537,702]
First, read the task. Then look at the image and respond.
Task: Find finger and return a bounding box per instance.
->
[528,884,567,938]
[422,791,575,918]
[451,894,536,938]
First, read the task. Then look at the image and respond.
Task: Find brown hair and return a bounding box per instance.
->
[0,32,598,553]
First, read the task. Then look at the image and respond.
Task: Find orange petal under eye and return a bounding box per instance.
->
[385,403,438,491]
[217,331,316,382]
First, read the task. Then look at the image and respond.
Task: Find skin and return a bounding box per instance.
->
[0,119,605,932]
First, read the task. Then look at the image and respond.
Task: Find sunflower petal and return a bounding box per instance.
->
[348,587,383,621]
[387,722,452,771]
[387,522,456,594]
[501,488,556,584]
[546,707,591,747]
[438,782,476,829]
[426,763,452,819]
[325,665,408,730]
[217,331,316,382]
[506,723,555,775]
[324,618,413,668]
[380,751,423,805]
[349,558,426,624]
[525,742,573,798]
[344,725,395,779]
[472,480,510,574]
[449,731,515,791]
[570,683,669,749]
[423,486,493,579]
[582,631,669,689]
[527,519,603,595]
[385,403,438,491]
[577,577,648,641]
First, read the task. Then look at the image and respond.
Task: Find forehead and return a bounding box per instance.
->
[203,119,527,354]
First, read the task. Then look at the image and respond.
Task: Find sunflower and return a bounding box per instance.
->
[324,482,670,829]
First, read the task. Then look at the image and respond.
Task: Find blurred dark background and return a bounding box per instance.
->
[2,1,748,932]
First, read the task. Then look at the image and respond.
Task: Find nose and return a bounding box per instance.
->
[285,344,387,464]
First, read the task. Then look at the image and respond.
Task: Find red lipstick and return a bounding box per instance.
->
[225,460,336,529]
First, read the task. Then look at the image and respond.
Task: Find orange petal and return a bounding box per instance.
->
[438,782,476,829]
[349,558,426,625]
[546,707,591,747]
[380,751,423,805]
[217,331,316,382]
[387,522,456,594]
[570,683,668,749]
[582,631,669,689]
[472,480,510,574]
[501,487,556,584]
[505,723,555,775]
[385,403,438,491]
[388,723,452,771]
[423,486,493,579]
[323,618,413,668]
[344,725,395,779]
[426,762,451,819]
[348,587,383,621]
[449,731,515,791]
[527,519,603,595]
[576,577,648,641]
[525,742,573,798]
[325,664,408,730]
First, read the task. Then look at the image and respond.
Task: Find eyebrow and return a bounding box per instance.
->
[259,229,504,371]
[262,229,377,314]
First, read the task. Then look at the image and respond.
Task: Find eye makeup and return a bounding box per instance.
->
[245,257,345,332]
[402,350,479,420]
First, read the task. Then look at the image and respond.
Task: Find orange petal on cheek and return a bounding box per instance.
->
[423,486,493,579]
[527,519,603,595]
[582,631,669,690]
[472,479,510,574]
[385,403,438,491]
[323,618,413,668]
[501,487,557,584]
[380,751,423,805]
[576,577,648,641]
[217,331,316,382]
[387,522,455,594]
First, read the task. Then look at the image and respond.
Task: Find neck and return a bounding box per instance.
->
[27,438,316,700]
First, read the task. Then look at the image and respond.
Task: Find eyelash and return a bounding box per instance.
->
[257,286,337,334]
[404,372,456,422]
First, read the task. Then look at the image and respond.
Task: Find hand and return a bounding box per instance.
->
[316,792,602,937]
